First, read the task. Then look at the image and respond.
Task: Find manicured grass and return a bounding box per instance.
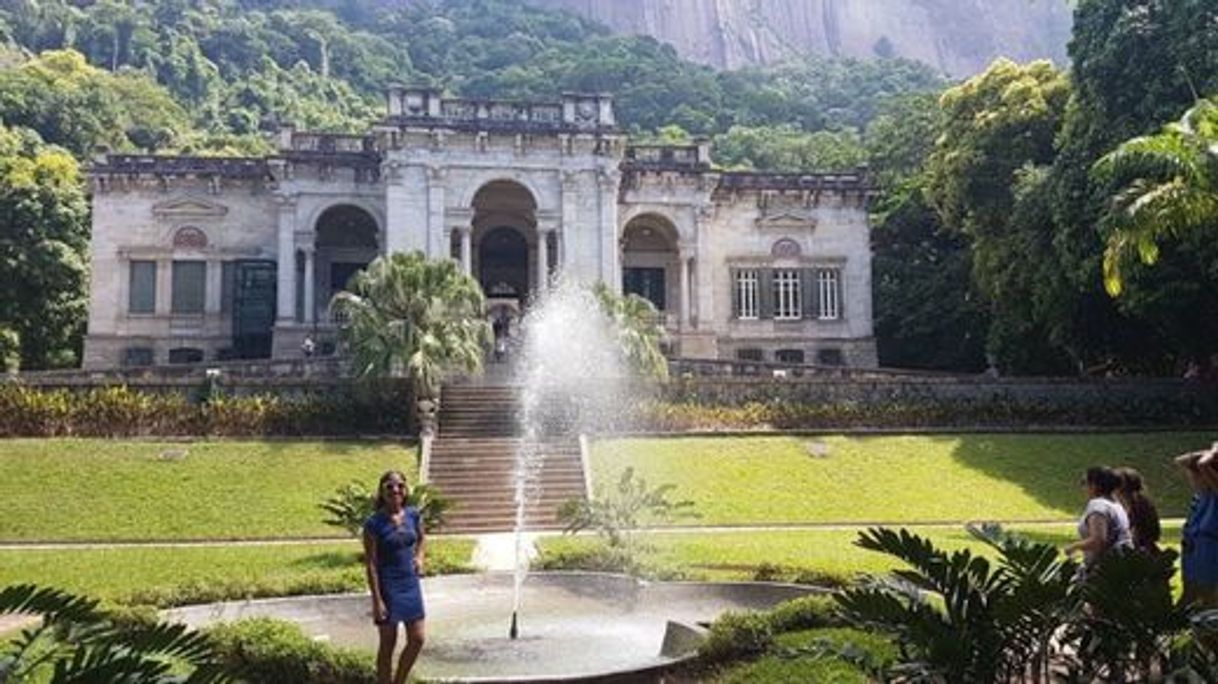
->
[0,538,475,607]
[538,524,1185,585]
[713,627,896,683]
[0,439,417,541]
[591,433,1211,525]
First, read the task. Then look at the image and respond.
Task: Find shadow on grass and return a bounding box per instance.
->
[946,432,1212,519]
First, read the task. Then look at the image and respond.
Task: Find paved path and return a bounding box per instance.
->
[0,519,1188,551]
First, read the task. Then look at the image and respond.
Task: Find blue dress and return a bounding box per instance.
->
[364,507,425,624]
[1183,492,1218,595]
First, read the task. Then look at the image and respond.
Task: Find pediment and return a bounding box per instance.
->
[152,197,229,219]
[756,211,816,230]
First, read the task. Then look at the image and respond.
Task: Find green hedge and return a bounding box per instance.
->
[208,618,374,684]
[638,394,1218,431]
[0,384,413,437]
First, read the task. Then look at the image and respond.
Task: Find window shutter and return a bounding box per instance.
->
[758,269,774,320]
[800,268,815,320]
[730,268,740,319]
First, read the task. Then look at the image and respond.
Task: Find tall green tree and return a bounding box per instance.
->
[924,59,1076,374]
[0,124,89,370]
[330,251,491,400]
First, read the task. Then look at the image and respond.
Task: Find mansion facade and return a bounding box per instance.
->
[83,88,877,369]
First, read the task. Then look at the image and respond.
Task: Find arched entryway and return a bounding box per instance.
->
[621,213,680,322]
[307,204,379,323]
[468,180,552,305]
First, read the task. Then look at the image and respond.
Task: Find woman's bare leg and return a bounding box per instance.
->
[377,623,398,684]
[393,619,425,684]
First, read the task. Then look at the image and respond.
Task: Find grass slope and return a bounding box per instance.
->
[592,433,1212,525]
[0,539,474,607]
[0,439,417,541]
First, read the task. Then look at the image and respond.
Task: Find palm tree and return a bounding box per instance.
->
[1093,98,1218,296]
[330,252,491,423]
[591,283,668,381]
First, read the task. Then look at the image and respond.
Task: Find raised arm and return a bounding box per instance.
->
[414,511,426,576]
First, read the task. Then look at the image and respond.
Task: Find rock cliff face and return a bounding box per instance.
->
[525,0,1073,77]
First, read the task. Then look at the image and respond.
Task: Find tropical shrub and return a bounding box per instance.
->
[557,467,698,549]
[207,618,373,684]
[835,524,1211,683]
[0,583,228,683]
[319,480,453,536]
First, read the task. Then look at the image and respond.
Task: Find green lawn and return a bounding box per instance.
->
[0,539,475,607]
[591,433,1212,525]
[0,439,417,541]
[538,524,1185,585]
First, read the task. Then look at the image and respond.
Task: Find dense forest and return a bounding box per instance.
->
[0,0,1215,378]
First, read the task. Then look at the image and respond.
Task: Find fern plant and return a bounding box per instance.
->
[557,467,698,549]
[319,480,453,536]
[0,584,228,683]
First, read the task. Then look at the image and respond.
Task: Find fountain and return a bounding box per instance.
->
[163,280,820,682]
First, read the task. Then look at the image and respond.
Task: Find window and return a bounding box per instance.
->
[817,348,845,366]
[623,267,667,310]
[168,347,204,364]
[122,347,154,366]
[734,269,758,320]
[773,269,801,320]
[171,260,206,314]
[128,261,156,314]
[775,349,805,364]
[817,269,841,320]
[736,348,764,361]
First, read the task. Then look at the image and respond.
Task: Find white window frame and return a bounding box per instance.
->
[773,269,802,321]
[735,269,759,320]
[818,269,841,321]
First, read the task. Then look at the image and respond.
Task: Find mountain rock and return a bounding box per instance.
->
[523,0,1073,77]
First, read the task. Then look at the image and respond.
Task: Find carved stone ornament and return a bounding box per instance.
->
[172,226,209,249]
[771,238,802,259]
[756,210,816,232]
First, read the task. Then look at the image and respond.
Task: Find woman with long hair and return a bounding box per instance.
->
[1064,466,1133,568]
[1115,466,1162,553]
[363,470,426,684]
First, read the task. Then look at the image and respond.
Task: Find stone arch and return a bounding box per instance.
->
[621,212,681,313]
[311,204,380,321]
[470,180,546,302]
[459,173,546,210]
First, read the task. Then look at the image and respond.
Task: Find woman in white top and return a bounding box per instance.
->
[1065,466,1133,566]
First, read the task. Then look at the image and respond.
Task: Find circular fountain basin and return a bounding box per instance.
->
[163,572,820,682]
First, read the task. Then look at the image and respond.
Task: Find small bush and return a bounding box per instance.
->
[751,563,784,582]
[208,617,375,684]
[766,595,838,633]
[699,611,775,663]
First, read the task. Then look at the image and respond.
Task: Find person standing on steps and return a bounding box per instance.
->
[364,470,427,684]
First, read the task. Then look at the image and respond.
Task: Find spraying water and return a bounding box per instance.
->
[507,278,630,638]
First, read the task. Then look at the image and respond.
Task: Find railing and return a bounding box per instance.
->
[668,357,968,380]
[624,145,707,170]
[289,132,375,154]
[717,170,873,192]
[92,155,271,179]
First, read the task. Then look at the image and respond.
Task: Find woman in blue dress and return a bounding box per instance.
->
[1178,445,1218,608]
[363,470,426,684]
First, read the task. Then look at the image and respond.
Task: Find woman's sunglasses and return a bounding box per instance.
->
[384,482,406,492]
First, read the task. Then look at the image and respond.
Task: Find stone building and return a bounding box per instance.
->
[83,88,876,369]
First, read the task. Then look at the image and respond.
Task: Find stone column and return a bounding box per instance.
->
[459,226,473,275]
[597,170,621,292]
[694,203,714,329]
[385,161,428,254]
[426,166,446,258]
[275,195,297,322]
[155,257,171,316]
[302,245,316,324]
[560,171,580,273]
[679,253,692,330]
[205,259,222,315]
[535,229,551,292]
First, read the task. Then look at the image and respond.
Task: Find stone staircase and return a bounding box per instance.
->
[428,384,587,534]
